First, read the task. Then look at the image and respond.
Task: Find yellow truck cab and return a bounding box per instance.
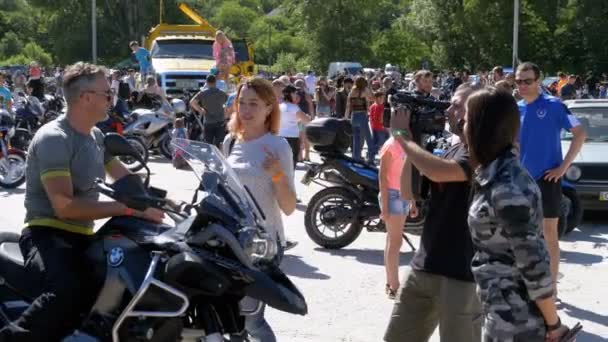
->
[145,3,254,96]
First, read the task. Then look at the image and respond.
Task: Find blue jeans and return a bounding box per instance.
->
[372,129,388,159]
[351,111,375,163]
[244,242,285,342]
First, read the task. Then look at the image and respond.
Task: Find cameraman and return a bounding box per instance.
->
[384,83,482,342]
[413,70,434,97]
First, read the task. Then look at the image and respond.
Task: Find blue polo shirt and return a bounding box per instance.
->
[518,93,580,180]
[134,47,151,73]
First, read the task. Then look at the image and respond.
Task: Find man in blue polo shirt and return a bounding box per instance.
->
[516,62,587,294]
[0,72,13,111]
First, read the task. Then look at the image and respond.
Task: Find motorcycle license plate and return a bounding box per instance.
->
[599,192,608,201]
[175,79,198,89]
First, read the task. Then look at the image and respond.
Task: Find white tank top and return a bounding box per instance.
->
[278,102,300,138]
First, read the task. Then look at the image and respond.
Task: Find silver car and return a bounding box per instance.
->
[562,99,608,211]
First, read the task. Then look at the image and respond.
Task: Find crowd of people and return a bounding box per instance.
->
[0,31,592,340]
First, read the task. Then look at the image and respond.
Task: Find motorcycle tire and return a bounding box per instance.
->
[159,134,173,160]
[304,187,363,249]
[0,150,27,189]
[120,136,148,173]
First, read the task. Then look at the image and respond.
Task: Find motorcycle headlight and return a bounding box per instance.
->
[565,165,582,181]
[239,227,277,263]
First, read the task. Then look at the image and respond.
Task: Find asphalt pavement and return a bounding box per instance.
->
[0,155,606,341]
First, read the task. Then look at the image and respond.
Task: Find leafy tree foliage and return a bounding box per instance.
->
[0,0,606,75]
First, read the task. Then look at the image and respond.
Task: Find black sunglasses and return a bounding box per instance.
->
[515,78,537,86]
[83,90,112,102]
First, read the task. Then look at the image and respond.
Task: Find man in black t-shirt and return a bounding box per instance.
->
[384,83,482,342]
[382,76,397,128]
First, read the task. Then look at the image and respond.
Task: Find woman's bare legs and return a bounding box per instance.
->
[384,214,406,292]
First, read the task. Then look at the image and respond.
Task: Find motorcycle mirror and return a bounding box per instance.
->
[104,133,151,186]
[104,133,143,163]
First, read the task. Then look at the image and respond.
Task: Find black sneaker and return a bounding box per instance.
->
[285,240,298,251]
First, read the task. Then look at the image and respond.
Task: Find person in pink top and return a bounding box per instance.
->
[379,122,418,299]
[213,31,236,83]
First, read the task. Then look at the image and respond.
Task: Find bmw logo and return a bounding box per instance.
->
[108,247,125,267]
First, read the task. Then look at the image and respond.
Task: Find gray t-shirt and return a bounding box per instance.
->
[24,115,114,234]
[222,133,295,246]
[194,86,228,124]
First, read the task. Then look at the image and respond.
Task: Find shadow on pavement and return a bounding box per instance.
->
[314,247,415,266]
[560,301,608,328]
[562,227,607,247]
[0,187,25,197]
[560,250,604,266]
[281,255,330,280]
[560,302,608,342]
[575,331,607,342]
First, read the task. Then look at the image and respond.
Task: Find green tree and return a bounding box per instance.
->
[298,0,381,71]
[213,1,260,37]
[21,42,53,66]
[371,24,430,70]
[0,31,23,58]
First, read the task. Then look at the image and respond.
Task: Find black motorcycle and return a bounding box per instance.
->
[301,118,423,250]
[0,135,307,341]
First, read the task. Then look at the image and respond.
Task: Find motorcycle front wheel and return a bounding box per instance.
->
[119,136,149,172]
[304,187,363,249]
[159,134,173,160]
[0,150,27,189]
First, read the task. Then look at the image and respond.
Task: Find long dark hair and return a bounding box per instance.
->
[465,87,520,167]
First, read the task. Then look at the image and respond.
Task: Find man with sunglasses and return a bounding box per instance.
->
[515,62,587,298]
[0,63,164,341]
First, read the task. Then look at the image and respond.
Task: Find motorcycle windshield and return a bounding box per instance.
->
[171,138,261,225]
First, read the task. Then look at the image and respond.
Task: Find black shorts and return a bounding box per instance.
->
[537,177,562,218]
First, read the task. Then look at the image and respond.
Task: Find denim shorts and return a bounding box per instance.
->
[378,189,410,216]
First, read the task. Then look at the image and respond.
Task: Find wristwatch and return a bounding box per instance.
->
[391,129,410,139]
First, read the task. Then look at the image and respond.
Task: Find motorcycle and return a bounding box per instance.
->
[97,110,149,173]
[301,118,423,250]
[301,118,583,250]
[302,151,423,250]
[0,134,307,341]
[123,98,183,160]
[0,110,27,189]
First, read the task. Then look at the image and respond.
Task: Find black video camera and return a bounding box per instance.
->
[388,91,450,136]
[389,91,451,201]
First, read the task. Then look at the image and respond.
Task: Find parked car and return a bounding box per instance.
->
[562,99,608,211]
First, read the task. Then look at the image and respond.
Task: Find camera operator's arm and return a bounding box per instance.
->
[392,108,469,183]
[396,138,468,183]
[400,157,415,200]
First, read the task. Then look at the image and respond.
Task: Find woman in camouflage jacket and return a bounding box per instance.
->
[464,88,570,342]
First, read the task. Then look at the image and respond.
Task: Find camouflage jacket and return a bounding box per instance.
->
[468,148,553,338]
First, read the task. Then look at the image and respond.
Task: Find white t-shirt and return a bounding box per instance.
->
[278,102,300,138]
[222,133,295,246]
